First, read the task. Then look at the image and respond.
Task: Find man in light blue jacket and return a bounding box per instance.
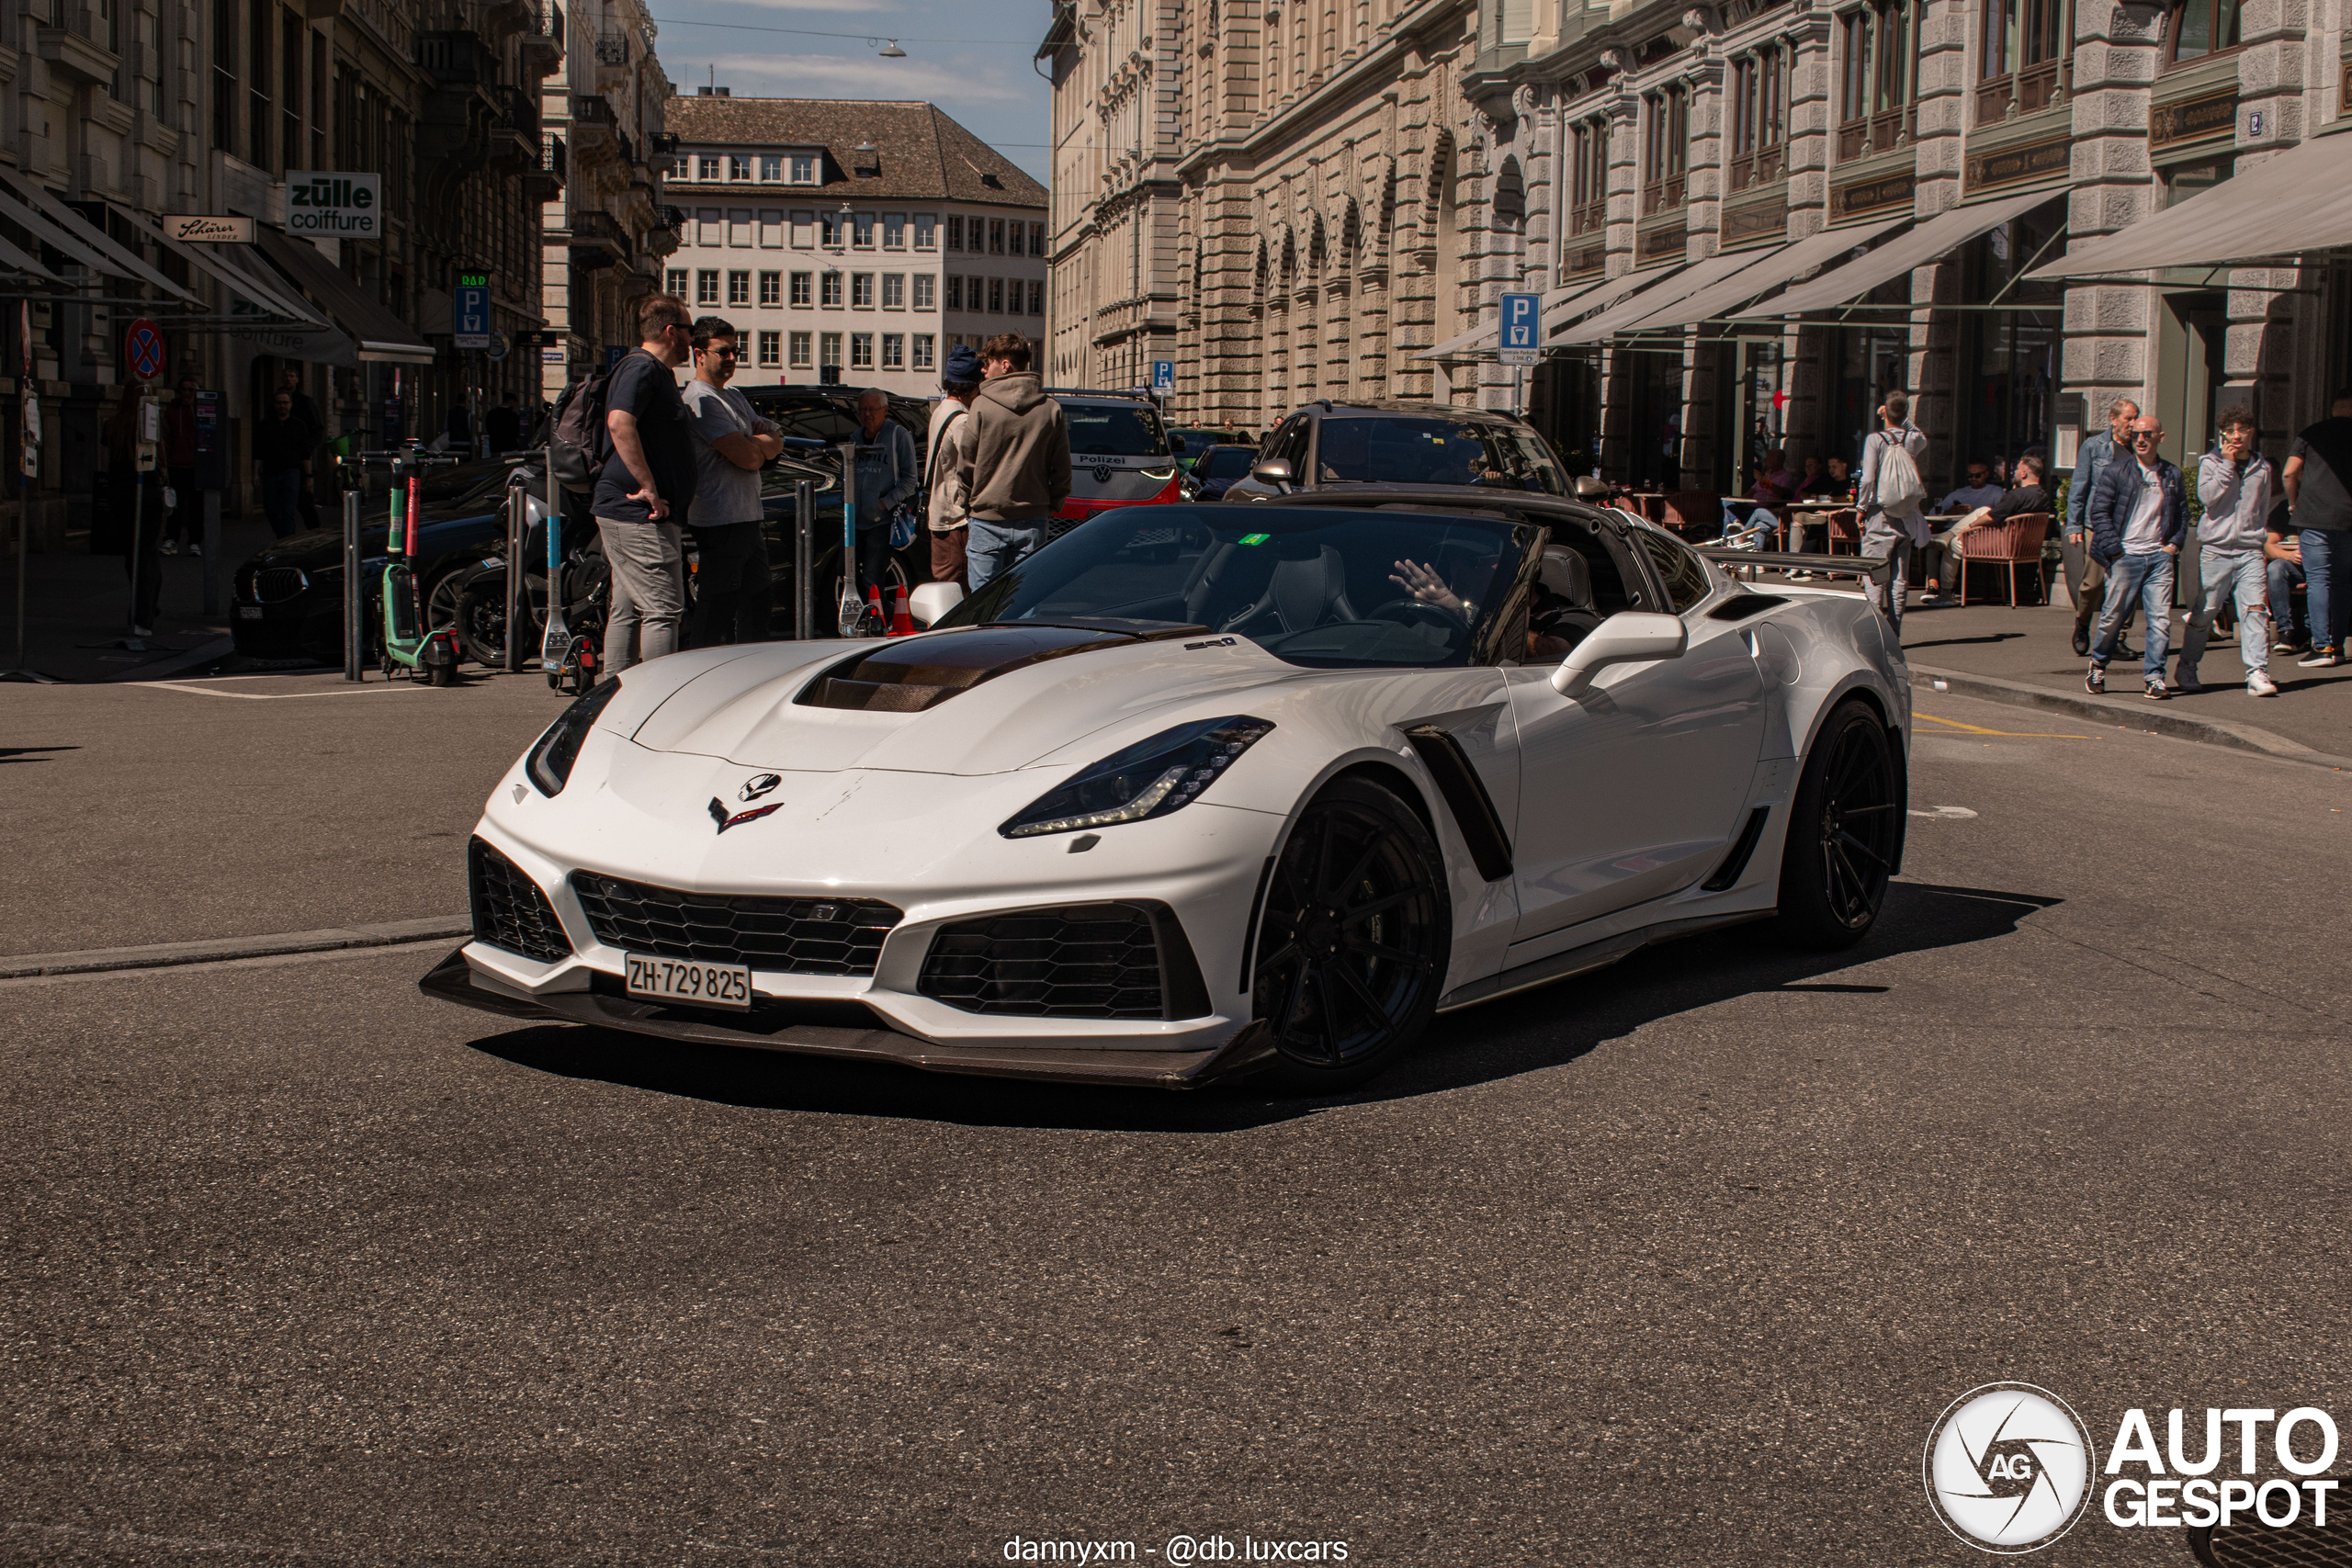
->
[2178,407,2278,696]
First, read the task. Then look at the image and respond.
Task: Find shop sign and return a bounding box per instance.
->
[1638,224,1687,262]
[1833,171,1916,221]
[2150,90,2237,149]
[1964,135,2073,193]
[1724,194,1789,243]
[286,172,382,238]
[1564,243,1606,279]
[162,215,255,243]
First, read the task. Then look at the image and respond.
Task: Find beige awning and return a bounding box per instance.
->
[1554,251,1769,344]
[1625,217,1912,331]
[0,168,192,299]
[1733,189,2053,318]
[2028,132,2352,276]
[254,229,437,365]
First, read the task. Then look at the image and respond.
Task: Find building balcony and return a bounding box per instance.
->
[569,95,618,166]
[593,28,631,90]
[525,134,567,201]
[521,1,563,79]
[36,4,119,86]
[569,207,629,269]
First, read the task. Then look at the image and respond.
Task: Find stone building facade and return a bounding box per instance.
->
[1043,0,2352,489]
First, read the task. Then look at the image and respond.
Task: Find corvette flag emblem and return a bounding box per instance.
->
[707,796,784,833]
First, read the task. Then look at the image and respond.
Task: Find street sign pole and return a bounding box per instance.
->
[504,480,526,672]
[794,479,814,640]
[341,489,362,681]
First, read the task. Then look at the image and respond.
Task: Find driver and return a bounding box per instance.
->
[1389,556,1482,619]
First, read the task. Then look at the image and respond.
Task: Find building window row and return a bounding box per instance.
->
[945,217,1048,256]
[944,276,1046,315]
[668,268,943,313]
[690,152,821,184]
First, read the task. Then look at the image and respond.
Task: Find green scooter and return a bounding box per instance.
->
[379,447,464,685]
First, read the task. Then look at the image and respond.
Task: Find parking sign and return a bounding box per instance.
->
[1498,291,1541,366]
[453,269,492,349]
[1151,359,1174,394]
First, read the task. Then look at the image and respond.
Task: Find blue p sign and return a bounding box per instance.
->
[1498,291,1541,366]
[1152,359,1175,393]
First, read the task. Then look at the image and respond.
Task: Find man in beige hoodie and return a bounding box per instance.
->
[957,333,1071,592]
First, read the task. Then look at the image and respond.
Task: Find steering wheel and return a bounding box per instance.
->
[1365,597,1471,638]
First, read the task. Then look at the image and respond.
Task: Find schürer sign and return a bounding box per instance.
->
[286,172,380,238]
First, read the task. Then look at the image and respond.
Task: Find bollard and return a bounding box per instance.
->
[794,478,814,640]
[503,482,526,672]
[342,489,362,681]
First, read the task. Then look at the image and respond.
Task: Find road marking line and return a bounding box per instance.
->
[1915,711,2090,739]
[125,681,427,700]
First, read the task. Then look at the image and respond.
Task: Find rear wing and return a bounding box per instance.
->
[1693,547,1893,587]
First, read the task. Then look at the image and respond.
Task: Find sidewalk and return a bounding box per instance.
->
[1770,570,2352,765]
[0,513,279,684]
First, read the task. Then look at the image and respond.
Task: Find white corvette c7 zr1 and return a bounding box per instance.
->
[423,490,1910,1090]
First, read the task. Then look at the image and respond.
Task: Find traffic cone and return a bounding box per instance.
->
[889,583,915,637]
[865,583,885,637]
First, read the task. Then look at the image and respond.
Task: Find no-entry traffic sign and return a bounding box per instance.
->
[124,318,166,382]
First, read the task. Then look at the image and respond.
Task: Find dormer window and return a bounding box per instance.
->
[791,154,816,182]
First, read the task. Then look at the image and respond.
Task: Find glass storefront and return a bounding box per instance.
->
[1956,196,2065,484]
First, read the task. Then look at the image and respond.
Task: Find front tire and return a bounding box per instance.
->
[1772,697,1901,949]
[1251,776,1452,1090]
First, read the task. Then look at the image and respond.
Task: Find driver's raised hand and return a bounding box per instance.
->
[1389,558,1464,615]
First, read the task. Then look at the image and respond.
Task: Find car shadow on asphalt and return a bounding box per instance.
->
[464,880,2062,1134]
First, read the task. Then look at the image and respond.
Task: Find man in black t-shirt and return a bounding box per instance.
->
[594,293,697,671]
[2282,389,2352,665]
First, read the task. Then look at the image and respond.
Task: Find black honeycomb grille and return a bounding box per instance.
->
[2197,1483,2352,1567]
[571,872,901,976]
[469,838,573,964]
[918,902,1165,1020]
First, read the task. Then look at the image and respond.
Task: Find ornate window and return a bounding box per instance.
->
[1980,0,2070,120]
[1731,47,1789,187]
[1839,0,1918,159]
[2166,0,2241,62]
[1641,86,1689,216]
[1569,119,1609,237]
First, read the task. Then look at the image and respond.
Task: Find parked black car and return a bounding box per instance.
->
[1218,400,1574,503]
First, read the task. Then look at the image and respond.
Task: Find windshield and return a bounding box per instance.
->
[939,504,1532,670]
[418,457,514,511]
[1198,446,1259,479]
[1066,403,1170,458]
[1313,417,1565,494]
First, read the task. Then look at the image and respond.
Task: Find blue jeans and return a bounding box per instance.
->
[966,517,1048,592]
[260,468,306,539]
[2267,554,2306,639]
[2180,549,2268,678]
[2301,527,2352,653]
[2091,551,2174,682]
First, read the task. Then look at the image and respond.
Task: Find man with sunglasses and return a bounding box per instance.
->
[682,315,784,648]
[596,293,698,671]
[2085,414,2187,699]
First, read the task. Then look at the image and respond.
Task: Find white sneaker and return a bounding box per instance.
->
[2247,669,2278,696]
[159,539,178,556]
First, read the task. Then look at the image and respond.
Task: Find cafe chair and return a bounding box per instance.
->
[1956,512,2052,607]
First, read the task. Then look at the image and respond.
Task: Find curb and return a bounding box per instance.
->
[1908,664,2352,772]
[0,916,470,979]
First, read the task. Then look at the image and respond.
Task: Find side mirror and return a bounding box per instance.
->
[1574,475,1609,500]
[907,581,964,628]
[1250,457,1295,491]
[1549,611,1687,697]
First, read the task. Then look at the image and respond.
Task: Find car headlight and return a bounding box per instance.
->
[1001,715,1274,839]
[525,676,622,797]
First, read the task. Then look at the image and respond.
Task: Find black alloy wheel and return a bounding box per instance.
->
[1252,776,1452,1089]
[453,575,515,667]
[424,570,465,637]
[1773,697,1901,949]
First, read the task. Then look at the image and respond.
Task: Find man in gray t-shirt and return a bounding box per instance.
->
[682,315,784,647]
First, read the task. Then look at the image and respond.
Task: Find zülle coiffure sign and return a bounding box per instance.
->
[286,172,380,238]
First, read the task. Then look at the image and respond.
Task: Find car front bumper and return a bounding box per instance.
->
[418,946,1276,1089]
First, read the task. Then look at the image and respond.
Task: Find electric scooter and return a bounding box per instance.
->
[376,446,465,685]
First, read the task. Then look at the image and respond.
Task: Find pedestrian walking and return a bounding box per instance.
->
[2085,414,2187,699]
[849,389,920,599]
[595,292,698,672]
[958,333,1070,593]
[485,394,523,457]
[924,344,985,591]
[2178,407,2278,695]
[253,389,314,540]
[160,375,198,555]
[681,315,783,649]
[2067,397,2141,657]
[2280,389,2352,667]
[1857,392,1928,626]
[277,366,323,532]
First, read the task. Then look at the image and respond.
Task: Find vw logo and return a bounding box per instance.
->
[1091,463,1114,484]
[1923,1383,2096,1553]
[739,773,782,802]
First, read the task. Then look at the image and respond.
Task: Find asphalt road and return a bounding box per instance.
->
[4,687,2348,1566]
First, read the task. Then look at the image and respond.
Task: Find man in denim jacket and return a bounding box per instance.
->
[2085,413,2187,699]
[2066,397,2140,656]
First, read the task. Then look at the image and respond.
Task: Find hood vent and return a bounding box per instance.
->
[797,622,1205,713]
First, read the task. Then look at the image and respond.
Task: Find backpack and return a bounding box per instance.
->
[550,355,636,492]
[1874,435,1926,516]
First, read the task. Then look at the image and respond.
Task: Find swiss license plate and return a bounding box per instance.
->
[624,953,752,1011]
[237,605,262,619]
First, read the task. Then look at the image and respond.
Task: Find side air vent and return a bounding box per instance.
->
[469,837,573,964]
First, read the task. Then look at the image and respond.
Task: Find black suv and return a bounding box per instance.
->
[1221,400,1572,502]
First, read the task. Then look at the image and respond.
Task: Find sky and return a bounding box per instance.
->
[645,0,1058,185]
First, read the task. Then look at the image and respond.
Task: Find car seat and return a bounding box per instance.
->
[1215,540,1361,635]
[1534,544,1606,646]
